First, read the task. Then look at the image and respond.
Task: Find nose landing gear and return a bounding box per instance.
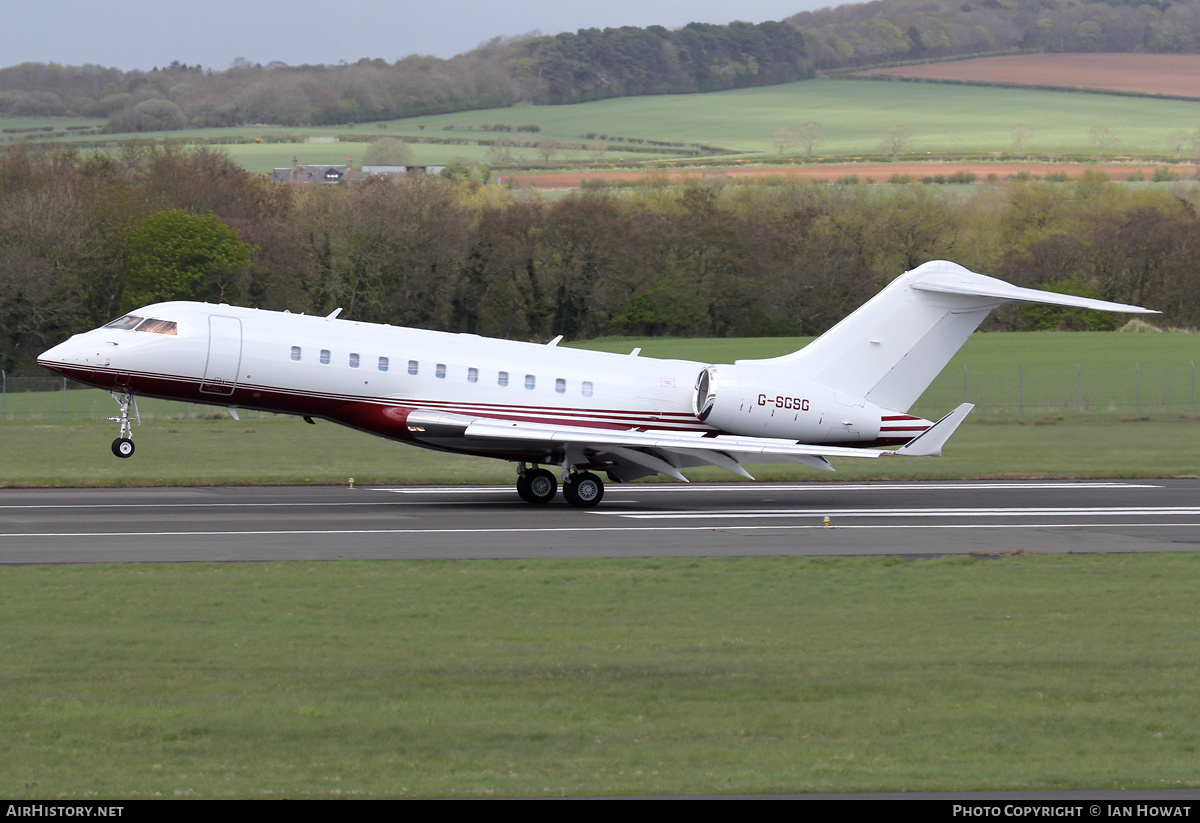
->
[107,391,140,458]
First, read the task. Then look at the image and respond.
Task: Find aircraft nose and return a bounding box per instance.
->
[37,336,105,374]
[37,340,72,369]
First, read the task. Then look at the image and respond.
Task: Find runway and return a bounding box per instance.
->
[2,479,1199,564]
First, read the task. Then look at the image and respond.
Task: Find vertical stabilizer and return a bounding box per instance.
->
[737,261,1155,413]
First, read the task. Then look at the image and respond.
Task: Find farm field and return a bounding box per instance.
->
[10,76,1200,172]
[505,161,1196,189]
[857,53,1200,99]
[0,116,105,138]
[365,80,1200,159]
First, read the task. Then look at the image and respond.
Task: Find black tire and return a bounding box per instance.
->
[518,468,557,504]
[562,472,604,508]
[112,438,135,458]
[516,474,534,503]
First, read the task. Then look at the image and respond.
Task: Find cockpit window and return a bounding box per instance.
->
[104,315,178,335]
[104,315,144,330]
[135,318,178,335]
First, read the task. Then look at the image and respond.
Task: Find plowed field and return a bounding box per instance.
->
[502,162,1194,190]
[857,54,1200,98]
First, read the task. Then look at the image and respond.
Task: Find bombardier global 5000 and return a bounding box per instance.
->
[39,261,1154,508]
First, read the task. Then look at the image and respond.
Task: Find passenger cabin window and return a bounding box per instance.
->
[525,374,536,390]
[408,360,419,375]
[555,378,566,394]
[468,367,478,383]
[436,363,446,379]
[349,353,360,368]
[378,356,389,372]
[320,349,331,365]
[582,381,594,397]
[498,371,509,387]
[290,346,302,361]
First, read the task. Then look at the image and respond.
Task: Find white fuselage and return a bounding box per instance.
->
[36,261,1156,495]
[37,301,909,462]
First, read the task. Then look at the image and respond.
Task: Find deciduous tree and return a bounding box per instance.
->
[880,125,911,159]
[123,210,252,308]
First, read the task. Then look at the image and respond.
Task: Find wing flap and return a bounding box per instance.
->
[463,419,883,462]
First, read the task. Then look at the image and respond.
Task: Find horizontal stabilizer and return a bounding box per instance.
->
[912,279,1158,315]
[892,403,974,457]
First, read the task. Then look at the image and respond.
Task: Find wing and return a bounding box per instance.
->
[406,404,973,483]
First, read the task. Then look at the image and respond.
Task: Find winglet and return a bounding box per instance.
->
[892,403,974,457]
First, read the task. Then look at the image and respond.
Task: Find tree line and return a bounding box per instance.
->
[0,21,810,129]
[2,143,1198,372]
[4,0,1200,130]
[789,0,1200,71]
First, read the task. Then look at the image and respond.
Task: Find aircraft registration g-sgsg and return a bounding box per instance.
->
[38,261,1155,508]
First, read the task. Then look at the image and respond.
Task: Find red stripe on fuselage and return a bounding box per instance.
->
[40,362,924,453]
[39,363,710,437]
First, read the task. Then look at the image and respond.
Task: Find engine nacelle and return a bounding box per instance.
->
[693,364,884,444]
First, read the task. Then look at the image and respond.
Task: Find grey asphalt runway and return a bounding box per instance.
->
[2,479,1198,564]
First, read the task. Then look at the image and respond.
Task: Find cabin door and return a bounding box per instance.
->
[200,315,243,396]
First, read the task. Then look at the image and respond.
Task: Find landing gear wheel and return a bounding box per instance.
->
[107,391,140,458]
[562,471,604,508]
[517,468,557,504]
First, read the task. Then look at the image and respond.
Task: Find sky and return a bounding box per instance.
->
[6,0,845,71]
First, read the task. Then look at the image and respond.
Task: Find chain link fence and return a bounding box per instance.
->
[909,364,1198,416]
[3,365,1197,421]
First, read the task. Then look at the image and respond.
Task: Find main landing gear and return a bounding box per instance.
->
[107,391,140,459]
[516,463,605,508]
[562,471,604,508]
[516,466,557,504]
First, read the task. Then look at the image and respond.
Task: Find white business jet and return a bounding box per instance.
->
[38,261,1153,507]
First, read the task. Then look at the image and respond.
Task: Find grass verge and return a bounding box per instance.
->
[2,411,1197,487]
[4,554,1199,798]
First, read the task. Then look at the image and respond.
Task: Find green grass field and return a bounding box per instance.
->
[5,554,1200,798]
[5,411,1198,488]
[373,79,1198,159]
[219,80,1200,170]
[0,116,106,137]
[6,330,1200,798]
[12,78,1199,172]
[4,331,1197,487]
[572,327,1199,370]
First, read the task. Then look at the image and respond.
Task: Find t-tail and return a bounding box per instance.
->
[743,260,1156,412]
[692,260,1156,450]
